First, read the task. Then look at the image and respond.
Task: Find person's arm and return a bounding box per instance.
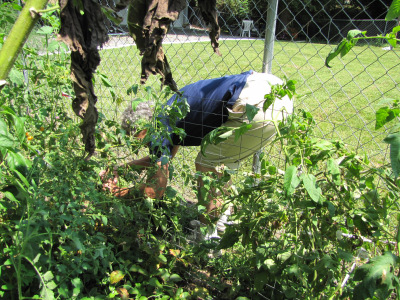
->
[140,145,180,199]
[102,146,180,199]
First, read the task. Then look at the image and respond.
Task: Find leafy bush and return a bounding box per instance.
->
[1,2,400,299]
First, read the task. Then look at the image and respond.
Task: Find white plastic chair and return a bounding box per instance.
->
[241,20,253,37]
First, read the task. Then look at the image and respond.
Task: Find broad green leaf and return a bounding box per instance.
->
[0,119,8,136]
[375,107,399,129]
[13,115,26,143]
[386,0,400,21]
[245,104,259,122]
[71,277,83,290]
[283,166,300,196]
[340,39,354,57]
[157,254,167,264]
[46,281,57,290]
[325,39,348,67]
[7,152,32,172]
[327,158,341,185]
[0,133,14,149]
[254,271,269,291]
[313,139,334,150]
[347,29,365,40]
[43,271,54,282]
[263,94,275,111]
[9,69,25,86]
[169,274,182,282]
[218,227,241,249]
[149,277,163,288]
[383,132,400,177]
[325,31,363,67]
[286,79,297,94]
[71,233,84,250]
[302,173,323,204]
[110,270,125,284]
[353,252,400,299]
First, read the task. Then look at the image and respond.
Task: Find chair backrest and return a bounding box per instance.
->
[242,20,253,30]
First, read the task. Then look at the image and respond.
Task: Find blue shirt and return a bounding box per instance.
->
[152,70,253,157]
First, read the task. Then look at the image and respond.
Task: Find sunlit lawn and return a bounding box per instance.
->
[97,38,400,165]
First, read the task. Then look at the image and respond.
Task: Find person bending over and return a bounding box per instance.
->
[101,70,294,239]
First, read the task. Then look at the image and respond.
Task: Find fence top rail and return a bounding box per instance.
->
[329,18,399,21]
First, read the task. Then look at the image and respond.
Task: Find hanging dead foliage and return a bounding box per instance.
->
[116,0,221,91]
[58,0,109,158]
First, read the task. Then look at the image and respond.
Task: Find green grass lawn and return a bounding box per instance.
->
[97,38,400,165]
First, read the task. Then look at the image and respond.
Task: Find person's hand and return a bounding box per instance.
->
[99,168,119,194]
[99,167,131,197]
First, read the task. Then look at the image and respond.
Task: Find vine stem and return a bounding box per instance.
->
[0,0,49,90]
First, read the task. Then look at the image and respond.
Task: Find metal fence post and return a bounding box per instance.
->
[253,0,279,175]
[262,0,279,74]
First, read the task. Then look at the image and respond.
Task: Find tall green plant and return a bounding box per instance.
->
[0,0,50,89]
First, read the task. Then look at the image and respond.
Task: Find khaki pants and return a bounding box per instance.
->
[195,72,293,170]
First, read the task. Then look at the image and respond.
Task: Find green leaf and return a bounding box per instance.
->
[100,6,123,25]
[218,227,241,249]
[47,40,60,52]
[13,115,26,143]
[325,39,348,68]
[43,271,54,282]
[313,139,334,151]
[201,126,233,156]
[327,158,341,185]
[70,233,84,250]
[9,68,25,86]
[245,104,259,122]
[157,254,167,264]
[36,26,54,35]
[302,173,323,204]
[347,29,365,40]
[353,252,400,299]
[234,124,252,142]
[110,270,125,284]
[169,274,182,282]
[0,133,14,150]
[254,271,269,291]
[0,118,8,136]
[386,0,400,21]
[130,265,148,276]
[325,31,363,68]
[263,94,275,111]
[283,166,300,196]
[149,277,163,288]
[383,132,400,177]
[100,74,112,87]
[375,107,400,129]
[127,84,138,96]
[131,98,146,111]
